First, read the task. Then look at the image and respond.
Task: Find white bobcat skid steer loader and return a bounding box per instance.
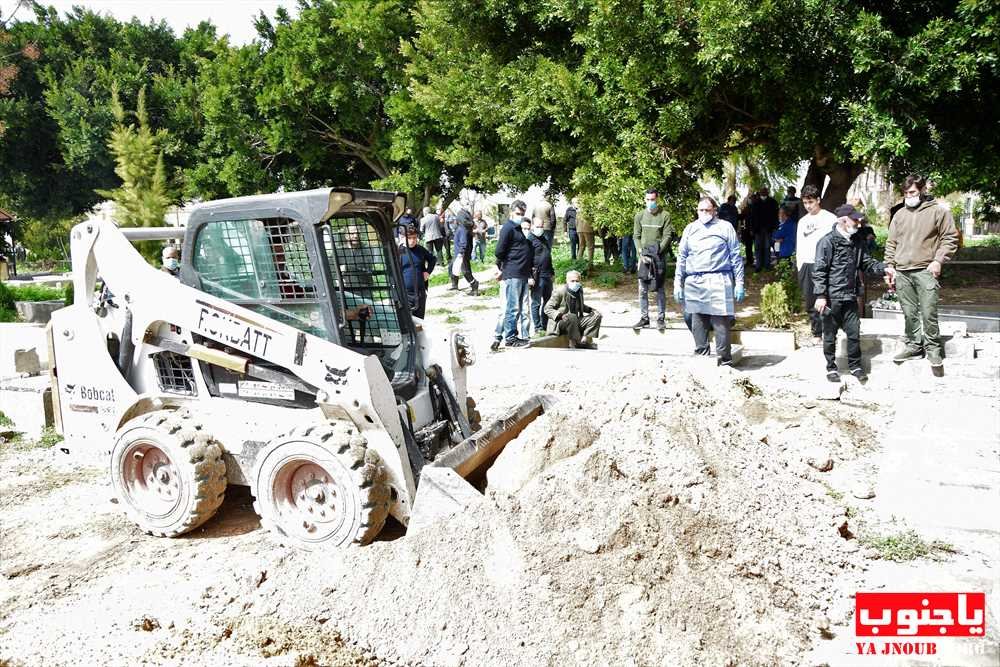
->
[48,188,545,548]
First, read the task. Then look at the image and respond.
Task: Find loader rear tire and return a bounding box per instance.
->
[110,410,227,537]
[252,421,390,549]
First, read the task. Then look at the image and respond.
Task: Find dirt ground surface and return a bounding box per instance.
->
[2,270,998,666]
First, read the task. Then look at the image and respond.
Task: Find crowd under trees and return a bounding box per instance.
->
[0,0,997,257]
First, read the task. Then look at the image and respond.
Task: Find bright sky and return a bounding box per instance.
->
[8,1,297,45]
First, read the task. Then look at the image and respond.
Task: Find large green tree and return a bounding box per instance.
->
[403,0,1000,229]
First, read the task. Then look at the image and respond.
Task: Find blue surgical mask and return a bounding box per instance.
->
[532,227,545,237]
[512,214,524,223]
[164,258,179,271]
[646,200,657,211]
[567,281,581,292]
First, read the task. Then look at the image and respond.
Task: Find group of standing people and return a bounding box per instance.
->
[491,200,602,349]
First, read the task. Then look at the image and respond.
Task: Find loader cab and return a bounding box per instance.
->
[180,188,418,396]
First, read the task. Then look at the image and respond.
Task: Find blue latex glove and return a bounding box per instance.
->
[673,287,684,302]
[735,286,746,303]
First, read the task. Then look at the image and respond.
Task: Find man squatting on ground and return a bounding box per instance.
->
[811,205,893,383]
[544,270,602,348]
[885,174,959,376]
[673,196,745,366]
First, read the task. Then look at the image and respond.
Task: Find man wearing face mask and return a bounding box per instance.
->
[674,197,744,366]
[812,205,894,382]
[885,175,959,376]
[632,188,674,330]
[544,270,602,348]
[528,219,554,333]
[491,200,534,349]
[161,245,181,277]
[449,208,480,295]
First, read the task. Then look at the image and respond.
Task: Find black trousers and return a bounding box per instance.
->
[568,229,579,259]
[741,233,754,268]
[822,300,861,371]
[690,313,732,362]
[798,263,823,337]
[428,238,446,264]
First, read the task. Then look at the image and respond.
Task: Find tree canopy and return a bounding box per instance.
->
[0,0,996,244]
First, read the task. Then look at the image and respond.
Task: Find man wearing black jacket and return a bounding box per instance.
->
[812,205,895,383]
[492,200,534,349]
[751,187,779,271]
[399,225,436,319]
[528,218,555,332]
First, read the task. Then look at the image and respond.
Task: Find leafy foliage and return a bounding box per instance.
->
[774,259,801,313]
[760,282,791,328]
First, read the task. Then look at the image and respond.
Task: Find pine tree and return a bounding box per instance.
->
[97,86,172,229]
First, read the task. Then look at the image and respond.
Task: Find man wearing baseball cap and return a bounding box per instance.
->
[811,204,895,383]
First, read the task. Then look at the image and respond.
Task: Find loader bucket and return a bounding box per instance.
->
[408,394,550,534]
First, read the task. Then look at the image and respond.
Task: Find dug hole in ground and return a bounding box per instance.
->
[2,308,998,666]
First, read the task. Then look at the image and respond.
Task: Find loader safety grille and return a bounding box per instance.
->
[194,218,317,302]
[322,218,405,352]
[153,351,197,396]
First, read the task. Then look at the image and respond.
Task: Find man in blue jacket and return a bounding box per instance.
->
[449,209,480,295]
[491,200,534,349]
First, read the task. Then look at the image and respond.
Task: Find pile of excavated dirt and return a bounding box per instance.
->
[192,366,873,666]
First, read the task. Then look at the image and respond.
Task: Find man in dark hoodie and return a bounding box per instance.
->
[885,175,959,376]
[528,216,555,332]
[449,209,480,295]
[812,205,894,383]
[491,199,534,349]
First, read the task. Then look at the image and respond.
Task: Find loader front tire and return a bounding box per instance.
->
[110,410,227,537]
[252,422,390,549]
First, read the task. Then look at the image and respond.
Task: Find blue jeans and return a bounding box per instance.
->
[501,278,528,342]
[473,237,486,264]
[620,237,637,272]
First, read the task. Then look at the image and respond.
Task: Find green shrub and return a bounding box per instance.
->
[7,284,65,302]
[64,282,74,305]
[760,282,791,328]
[0,282,15,312]
[774,259,801,312]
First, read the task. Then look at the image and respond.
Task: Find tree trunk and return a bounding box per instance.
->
[821,163,864,211]
[802,159,826,194]
[805,147,865,211]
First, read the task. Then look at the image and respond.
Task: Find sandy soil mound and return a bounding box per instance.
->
[197,367,869,666]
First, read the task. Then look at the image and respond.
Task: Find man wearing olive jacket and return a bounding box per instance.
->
[885,175,959,375]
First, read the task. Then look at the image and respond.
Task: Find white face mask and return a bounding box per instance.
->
[532,227,544,237]
[567,281,581,292]
[512,214,524,223]
[163,258,179,271]
[904,195,921,208]
[697,212,713,224]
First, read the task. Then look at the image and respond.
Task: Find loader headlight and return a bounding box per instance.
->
[454,334,475,368]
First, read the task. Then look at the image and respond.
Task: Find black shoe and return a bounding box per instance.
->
[490,339,501,352]
[850,368,868,383]
[470,283,480,296]
[506,338,529,348]
[657,319,666,331]
[718,357,733,367]
[826,370,841,382]
[931,364,944,378]
[632,316,650,330]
